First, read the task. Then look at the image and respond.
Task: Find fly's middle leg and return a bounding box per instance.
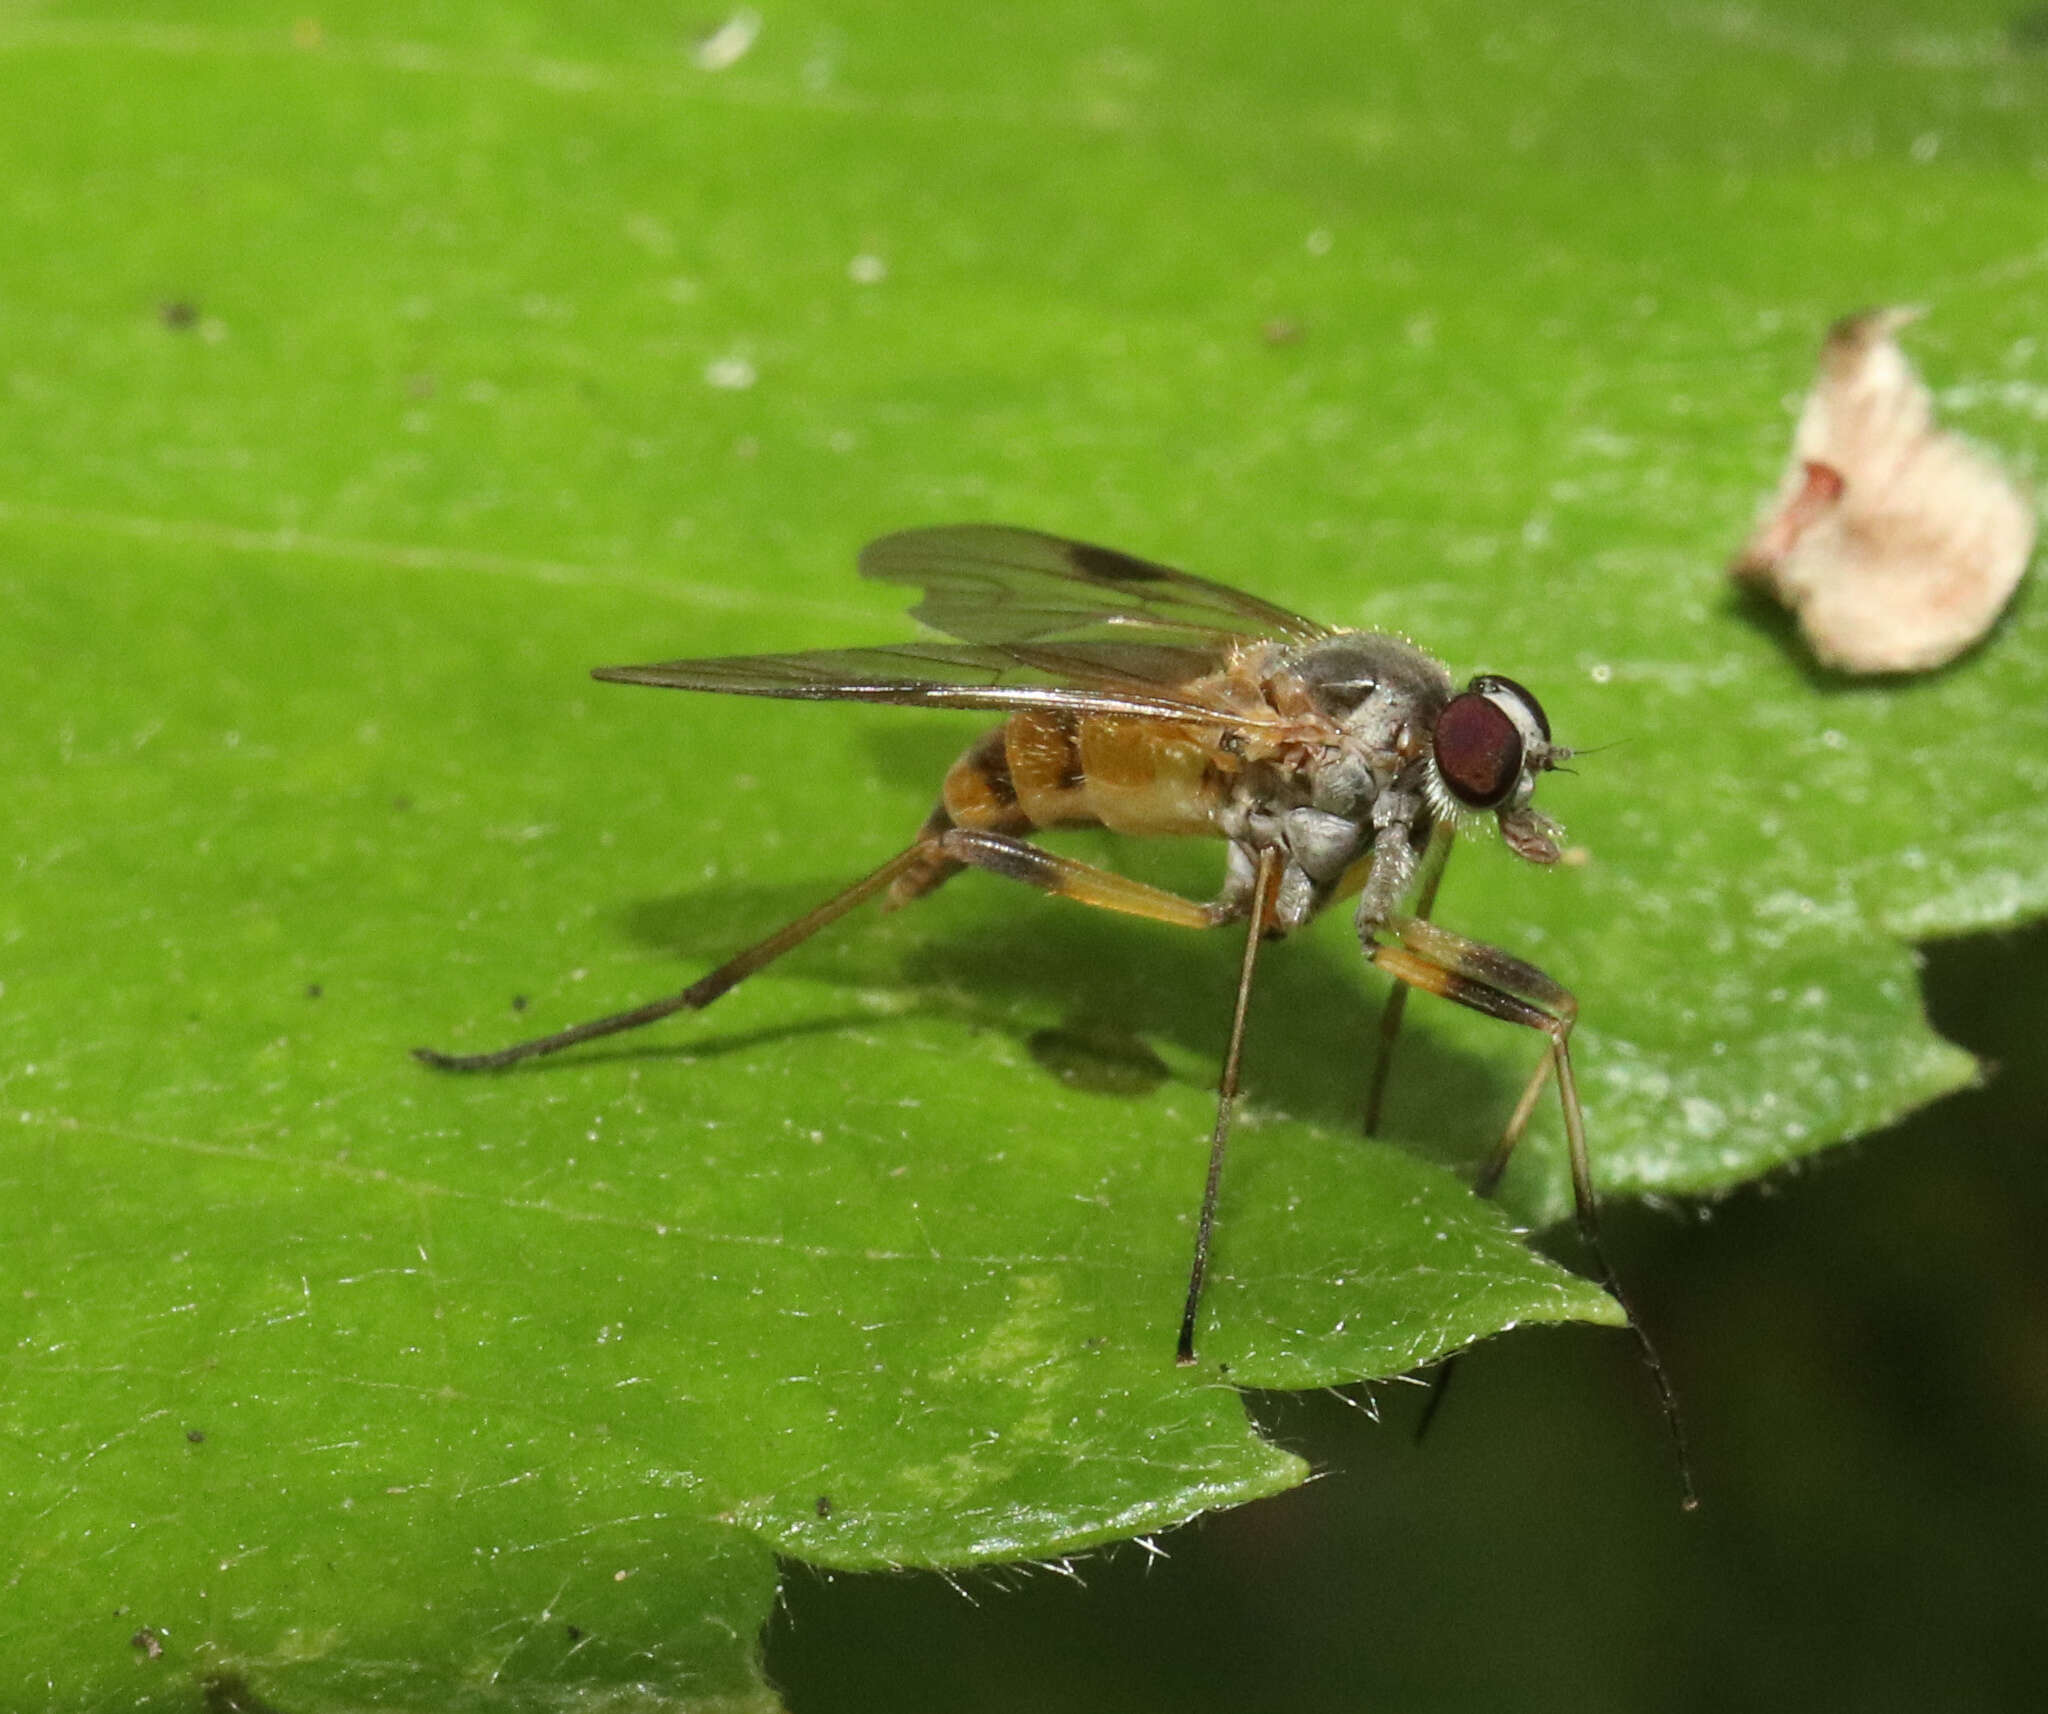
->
[927,826,1286,1365]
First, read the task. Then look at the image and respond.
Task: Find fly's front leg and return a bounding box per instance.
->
[1365,917,1589,1228]
[1366,909,1698,1507]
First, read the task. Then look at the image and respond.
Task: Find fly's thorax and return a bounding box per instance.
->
[1247,631,1456,845]
[1273,633,1456,749]
[1306,747,1377,820]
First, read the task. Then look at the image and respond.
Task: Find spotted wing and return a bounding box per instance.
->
[859,525,1331,649]
[592,640,1281,726]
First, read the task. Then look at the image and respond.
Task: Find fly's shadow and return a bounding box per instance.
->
[608,867,1517,1151]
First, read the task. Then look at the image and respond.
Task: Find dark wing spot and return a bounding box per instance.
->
[1066,541,1171,584]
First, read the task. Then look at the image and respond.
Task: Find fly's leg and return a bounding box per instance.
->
[1370,902,1550,1444]
[933,828,1238,930]
[1367,916,1698,1510]
[1362,821,1455,1139]
[1366,919,1591,1216]
[414,844,935,1071]
[1174,846,1283,1365]
[419,816,1283,1370]
[415,828,1242,1072]
[902,828,1283,1366]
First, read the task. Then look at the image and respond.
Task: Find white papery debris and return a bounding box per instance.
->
[1730,308,2036,674]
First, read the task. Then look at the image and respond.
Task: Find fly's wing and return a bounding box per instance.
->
[597,527,1328,728]
[593,641,1283,727]
[859,525,1331,649]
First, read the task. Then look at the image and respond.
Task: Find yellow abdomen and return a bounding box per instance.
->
[942,709,1227,840]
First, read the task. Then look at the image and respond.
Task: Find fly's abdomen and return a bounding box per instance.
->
[941,710,1227,839]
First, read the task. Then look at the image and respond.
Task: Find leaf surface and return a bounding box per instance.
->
[3,1,2043,1707]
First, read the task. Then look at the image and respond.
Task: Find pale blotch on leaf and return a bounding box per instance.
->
[1730,307,2037,674]
[691,9,761,73]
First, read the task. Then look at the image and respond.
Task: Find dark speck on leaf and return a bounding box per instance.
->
[512,994,529,1013]
[815,1493,833,1517]
[132,1628,163,1660]
[1027,1020,1170,1097]
[305,984,322,1001]
[186,1428,205,1444]
[391,795,413,812]
[566,1623,583,1642]
[204,1670,286,1714]
[158,301,197,330]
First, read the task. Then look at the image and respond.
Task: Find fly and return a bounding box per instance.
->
[416,524,1692,1502]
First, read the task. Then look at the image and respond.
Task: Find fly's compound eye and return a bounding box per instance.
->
[1468,674,1550,741]
[1433,691,1525,809]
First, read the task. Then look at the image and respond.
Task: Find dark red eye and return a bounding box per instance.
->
[1434,692,1524,808]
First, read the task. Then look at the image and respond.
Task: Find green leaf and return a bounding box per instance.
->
[3,1,2043,1708]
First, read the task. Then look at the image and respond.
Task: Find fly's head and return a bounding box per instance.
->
[1426,674,1568,863]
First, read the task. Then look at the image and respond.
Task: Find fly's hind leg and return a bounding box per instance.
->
[1367,914,1697,1509]
[414,741,1016,1074]
[415,723,1046,1071]
[413,841,942,1071]
[418,799,1281,1373]
[411,805,1237,1072]
[934,827,1237,930]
